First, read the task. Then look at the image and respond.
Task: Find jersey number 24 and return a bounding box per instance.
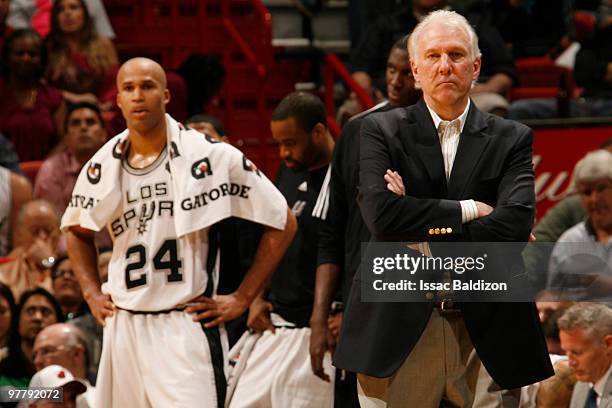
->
[125,239,183,289]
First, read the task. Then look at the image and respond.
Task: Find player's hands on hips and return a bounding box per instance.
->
[384,169,406,196]
[309,316,337,382]
[84,290,115,326]
[246,297,275,333]
[186,293,249,328]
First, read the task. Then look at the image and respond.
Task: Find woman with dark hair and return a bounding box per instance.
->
[44,0,118,107]
[16,287,63,361]
[0,28,65,161]
[0,283,35,388]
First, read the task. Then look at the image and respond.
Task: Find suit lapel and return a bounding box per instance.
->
[400,100,447,195]
[447,103,490,199]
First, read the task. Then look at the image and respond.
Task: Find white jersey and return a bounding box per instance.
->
[105,147,214,311]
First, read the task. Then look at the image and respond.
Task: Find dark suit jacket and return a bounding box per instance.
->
[333,99,554,390]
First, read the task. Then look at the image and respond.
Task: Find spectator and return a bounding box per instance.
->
[0,29,64,161]
[185,113,227,142]
[0,199,60,300]
[509,20,612,119]
[0,165,32,256]
[34,102,106,214]
[489,0,574,59]
[558,302,612,407]
[7,0,115,38]
[524,140,612,289]
[547,150,612,298]
[33,323,94,406]
[22,364,86,408]
[51,257,87,320]
[44,0,118,107]
[0,0,12,49]
[349,0,516,115]
[0,282,35,388]
[16,287,63,361]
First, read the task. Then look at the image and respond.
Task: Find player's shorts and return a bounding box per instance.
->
[94,309,227,408]
[228,314,334,408]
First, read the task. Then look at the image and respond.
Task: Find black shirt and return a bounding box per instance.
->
[574,26,612,99]
[268,163,329,327]
[317,102,393,303]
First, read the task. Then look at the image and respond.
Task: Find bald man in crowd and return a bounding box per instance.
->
[33,323,95,407]
[61,58,296,407]
[0,199,59,300]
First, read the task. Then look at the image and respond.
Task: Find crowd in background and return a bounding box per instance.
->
[0,0,610,407]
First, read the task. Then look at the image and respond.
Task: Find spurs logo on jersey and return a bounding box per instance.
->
[243,155,261,177]
[191,158,213,179]
[112,139,125,159]
[106,147,213,311]
[87,162,101,184]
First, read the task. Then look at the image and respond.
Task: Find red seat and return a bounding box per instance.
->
[19,160,43,183]
[510,57,575,101]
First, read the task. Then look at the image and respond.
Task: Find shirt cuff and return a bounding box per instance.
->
[460,199,478,223]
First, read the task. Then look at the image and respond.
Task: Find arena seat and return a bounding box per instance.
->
[19,160,43,184]
[510,57,576,102]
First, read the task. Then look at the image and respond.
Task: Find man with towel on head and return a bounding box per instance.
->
[61,57,297,408]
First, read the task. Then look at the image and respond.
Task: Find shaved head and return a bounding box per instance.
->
[117,57,167,89]
[116,57,170,134]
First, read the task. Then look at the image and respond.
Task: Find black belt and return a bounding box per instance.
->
[117,306,186,315]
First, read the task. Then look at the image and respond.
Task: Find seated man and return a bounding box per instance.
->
[23,364,87,408]
[33,323,94,407]
[0,200,59,300]
[34,102,107,215]
[547,150,612,300]
[558,302,612,407]
[50,257,87,320]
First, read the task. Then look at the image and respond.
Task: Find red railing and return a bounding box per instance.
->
[324,53,374,136]
[221,0,273,79]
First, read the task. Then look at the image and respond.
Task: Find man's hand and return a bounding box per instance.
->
[246,297,275,333]
[309,319,336,382]
[25,237,56,272]
[84,290,115,326]
[384,169,405,196]
[327,312,343,339]
[185,293,250,328]
[475,201,494,218]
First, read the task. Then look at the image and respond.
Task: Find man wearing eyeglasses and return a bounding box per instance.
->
[51,257,87,320]
[32,323,94,408]
[547,149,612,301]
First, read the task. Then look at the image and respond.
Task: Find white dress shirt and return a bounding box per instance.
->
[425,100,479,224]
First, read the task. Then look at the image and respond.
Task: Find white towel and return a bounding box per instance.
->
[61,114,288,236]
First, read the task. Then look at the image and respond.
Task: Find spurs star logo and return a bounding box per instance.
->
[112,140,125,159]
[87,162,102,184]
[137,202,156,235]
[242,156,261,177]
[191,158,213,179]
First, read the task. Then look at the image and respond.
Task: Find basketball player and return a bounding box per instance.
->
[62,58,297,408]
